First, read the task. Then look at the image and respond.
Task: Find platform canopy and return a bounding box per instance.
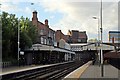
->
[28,44,54,51]
[27,44,75,54]
[53,47,75,54]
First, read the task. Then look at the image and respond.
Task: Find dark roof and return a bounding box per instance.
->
[109,31,120,33]
[38,21,44,25]
[37,21,55,32]
[49,28,55,32]
[103,43,120,47]
[72,30,79,32]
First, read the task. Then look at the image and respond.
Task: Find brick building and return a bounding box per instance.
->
[32,11,55,46]
[55,30,88,44]
[32,11,87,46]
[55,30,70,45]
[68,30,88,43]
[24,11,76,65]
[55,30,68,42]
[78,31,88,43]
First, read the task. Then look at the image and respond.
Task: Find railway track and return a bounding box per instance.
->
[2,61,88,80]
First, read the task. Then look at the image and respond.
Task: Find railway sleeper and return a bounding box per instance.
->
[47,64,80,80]
[23,68,57,80]
[12,68,53,80]
[36,70,62,79]
[48,70,69,80]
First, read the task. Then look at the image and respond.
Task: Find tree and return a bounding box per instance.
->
[2,12,37,61]
[2,12,18,61]
[19,16,37,50]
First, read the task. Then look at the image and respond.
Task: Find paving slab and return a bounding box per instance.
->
[80,64,119,78]
[64,61,120,80]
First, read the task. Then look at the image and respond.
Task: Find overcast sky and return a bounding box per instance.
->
[1,0,119,42]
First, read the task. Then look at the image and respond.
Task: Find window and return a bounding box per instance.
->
[44,39,47,44]
[41,37,44,44]
[40,29,44,35]
[78,39,81,42]
[48,31,51,37]
[53,33,55,40]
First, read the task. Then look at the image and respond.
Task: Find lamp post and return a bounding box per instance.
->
[93,17,100,41]
[18,20,20,66]
[100,0,104,77]
[93,17,101,66]
[93,0,103,77]
[0,5,1,53]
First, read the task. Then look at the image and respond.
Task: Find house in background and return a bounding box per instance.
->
[68,30,88,43]
[109,31,120,43]
[55,30,88,46]
[32,11,55,46]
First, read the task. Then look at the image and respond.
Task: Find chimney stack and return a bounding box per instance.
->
[32,10,38,21]
[45,19,48,26]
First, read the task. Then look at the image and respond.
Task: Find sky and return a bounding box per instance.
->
[0,0,119,42]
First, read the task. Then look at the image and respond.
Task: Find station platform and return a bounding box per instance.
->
[64,61,119,80]
[1,64,48,76]
[0,61,73,76]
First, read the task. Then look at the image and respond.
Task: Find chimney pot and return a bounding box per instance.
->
[45,19,48,26]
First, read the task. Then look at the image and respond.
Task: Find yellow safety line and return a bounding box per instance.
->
[64,61,92,79]
[78,61,92,78]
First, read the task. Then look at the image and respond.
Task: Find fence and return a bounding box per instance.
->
[1,61,18,68]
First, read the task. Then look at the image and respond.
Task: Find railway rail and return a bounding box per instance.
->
[2,60,88,80]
